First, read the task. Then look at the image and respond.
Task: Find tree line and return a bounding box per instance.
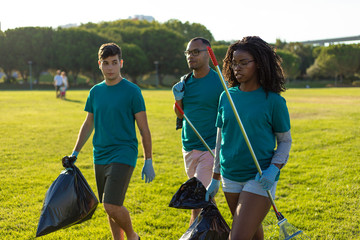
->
[0,19,359,87]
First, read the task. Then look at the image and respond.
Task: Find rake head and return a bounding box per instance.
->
[278,219,311,240]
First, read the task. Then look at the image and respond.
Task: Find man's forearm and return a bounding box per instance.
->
[173,100,183,119]
[135,111,153,160]
[73,121,93,153]
[141,128,152,159]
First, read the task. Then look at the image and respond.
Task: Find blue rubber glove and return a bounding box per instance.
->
[255,164,279,191]
[205,179,221,201]
[142,159,155,183]
[172,81,185,100]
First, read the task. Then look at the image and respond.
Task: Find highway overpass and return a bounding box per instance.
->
[299,35,360,45]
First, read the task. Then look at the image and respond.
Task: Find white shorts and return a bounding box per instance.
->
[221,176,277,199]
[182,149,214,188]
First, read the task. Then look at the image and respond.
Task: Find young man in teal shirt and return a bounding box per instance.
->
[172,37,223,225]
[67,43,154,240]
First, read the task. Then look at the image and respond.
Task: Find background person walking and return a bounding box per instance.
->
[53,70,63,98]
[61,71,68,98]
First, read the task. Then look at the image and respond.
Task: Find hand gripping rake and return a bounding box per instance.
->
[206,47,310,240]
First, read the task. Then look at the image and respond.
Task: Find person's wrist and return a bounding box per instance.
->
[72,151,79,157]
[269,164,280,172]
[212,172,221,180]
[272,163,282,170]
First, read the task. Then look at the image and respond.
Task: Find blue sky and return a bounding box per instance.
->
[1,0,359,43]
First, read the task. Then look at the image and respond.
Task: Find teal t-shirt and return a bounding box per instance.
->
[216,87,290,182]
[182,69,223,151]
[85,79,145,166]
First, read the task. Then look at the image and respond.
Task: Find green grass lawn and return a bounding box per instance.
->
[0,88,359,239]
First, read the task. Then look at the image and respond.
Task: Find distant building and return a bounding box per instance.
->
[59,23,79,29]
[128,15,155,22]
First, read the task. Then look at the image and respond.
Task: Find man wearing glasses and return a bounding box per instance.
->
[172,37,223,225]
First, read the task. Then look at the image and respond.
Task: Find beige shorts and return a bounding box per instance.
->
[221,176,277,199]
[182,149,214,188]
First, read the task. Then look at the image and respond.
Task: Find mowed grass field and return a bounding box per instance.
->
[0,87,359,239]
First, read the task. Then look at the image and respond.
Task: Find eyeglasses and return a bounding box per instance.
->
[184,49,207,57]
[231,60,255,69]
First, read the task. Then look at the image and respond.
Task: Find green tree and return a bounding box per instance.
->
[140,27,186,85]
[307,44,360,83]
[78,19,159,45]
[163,19,214,42]
[76,19,216,85]
[275,39,287,49]
[115,27,145,47]
[330,44,360,82]
[356,44,360,75]
[277,49,301,81]
[108,19,157,29]
[212,44,228,70]
[121,43,149,84]
[0,27,53,83]
[284,42,314,78]
[0,30,14,82]
[53,28,109,84]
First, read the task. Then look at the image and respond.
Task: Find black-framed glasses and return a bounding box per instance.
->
[231,60,255,69]
[184,49,207,56]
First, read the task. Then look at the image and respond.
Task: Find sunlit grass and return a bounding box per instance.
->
[0,88,359,239]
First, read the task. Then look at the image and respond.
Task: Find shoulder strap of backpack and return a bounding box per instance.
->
[180,72,192,83]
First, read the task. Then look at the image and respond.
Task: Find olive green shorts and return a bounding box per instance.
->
[95,162,134,206]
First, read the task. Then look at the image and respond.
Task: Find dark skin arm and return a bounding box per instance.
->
[173,100,183,119]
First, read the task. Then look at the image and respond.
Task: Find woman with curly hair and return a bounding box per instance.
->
[206,36,292,239]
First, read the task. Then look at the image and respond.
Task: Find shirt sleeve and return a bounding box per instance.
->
[215,95,225,128]
[213,128,222,174]
[272,96,290,133]
[271,130,292,166]
[84,90,93,113]
[131,88,146,115]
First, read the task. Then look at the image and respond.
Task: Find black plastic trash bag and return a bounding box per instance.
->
[36,165,98,237]
[180,203,230,240]
[169,177,209,209]
[169,177,230,240]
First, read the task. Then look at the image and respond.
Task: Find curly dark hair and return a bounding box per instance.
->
[222,36,286,94]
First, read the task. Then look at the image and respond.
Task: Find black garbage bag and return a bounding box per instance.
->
[180,204,230,240]
[169,177,209,209]
[169,177,230,240]
[36,165,98,237]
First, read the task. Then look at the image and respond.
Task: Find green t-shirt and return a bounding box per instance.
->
[182,69,223,151]
[85,79,145,166]
[216,87,290,182]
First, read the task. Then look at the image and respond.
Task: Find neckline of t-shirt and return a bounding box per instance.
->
[103,78,125,87]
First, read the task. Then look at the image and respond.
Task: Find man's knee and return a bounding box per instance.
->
[191,208,201,216]
[103,203,125,217]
